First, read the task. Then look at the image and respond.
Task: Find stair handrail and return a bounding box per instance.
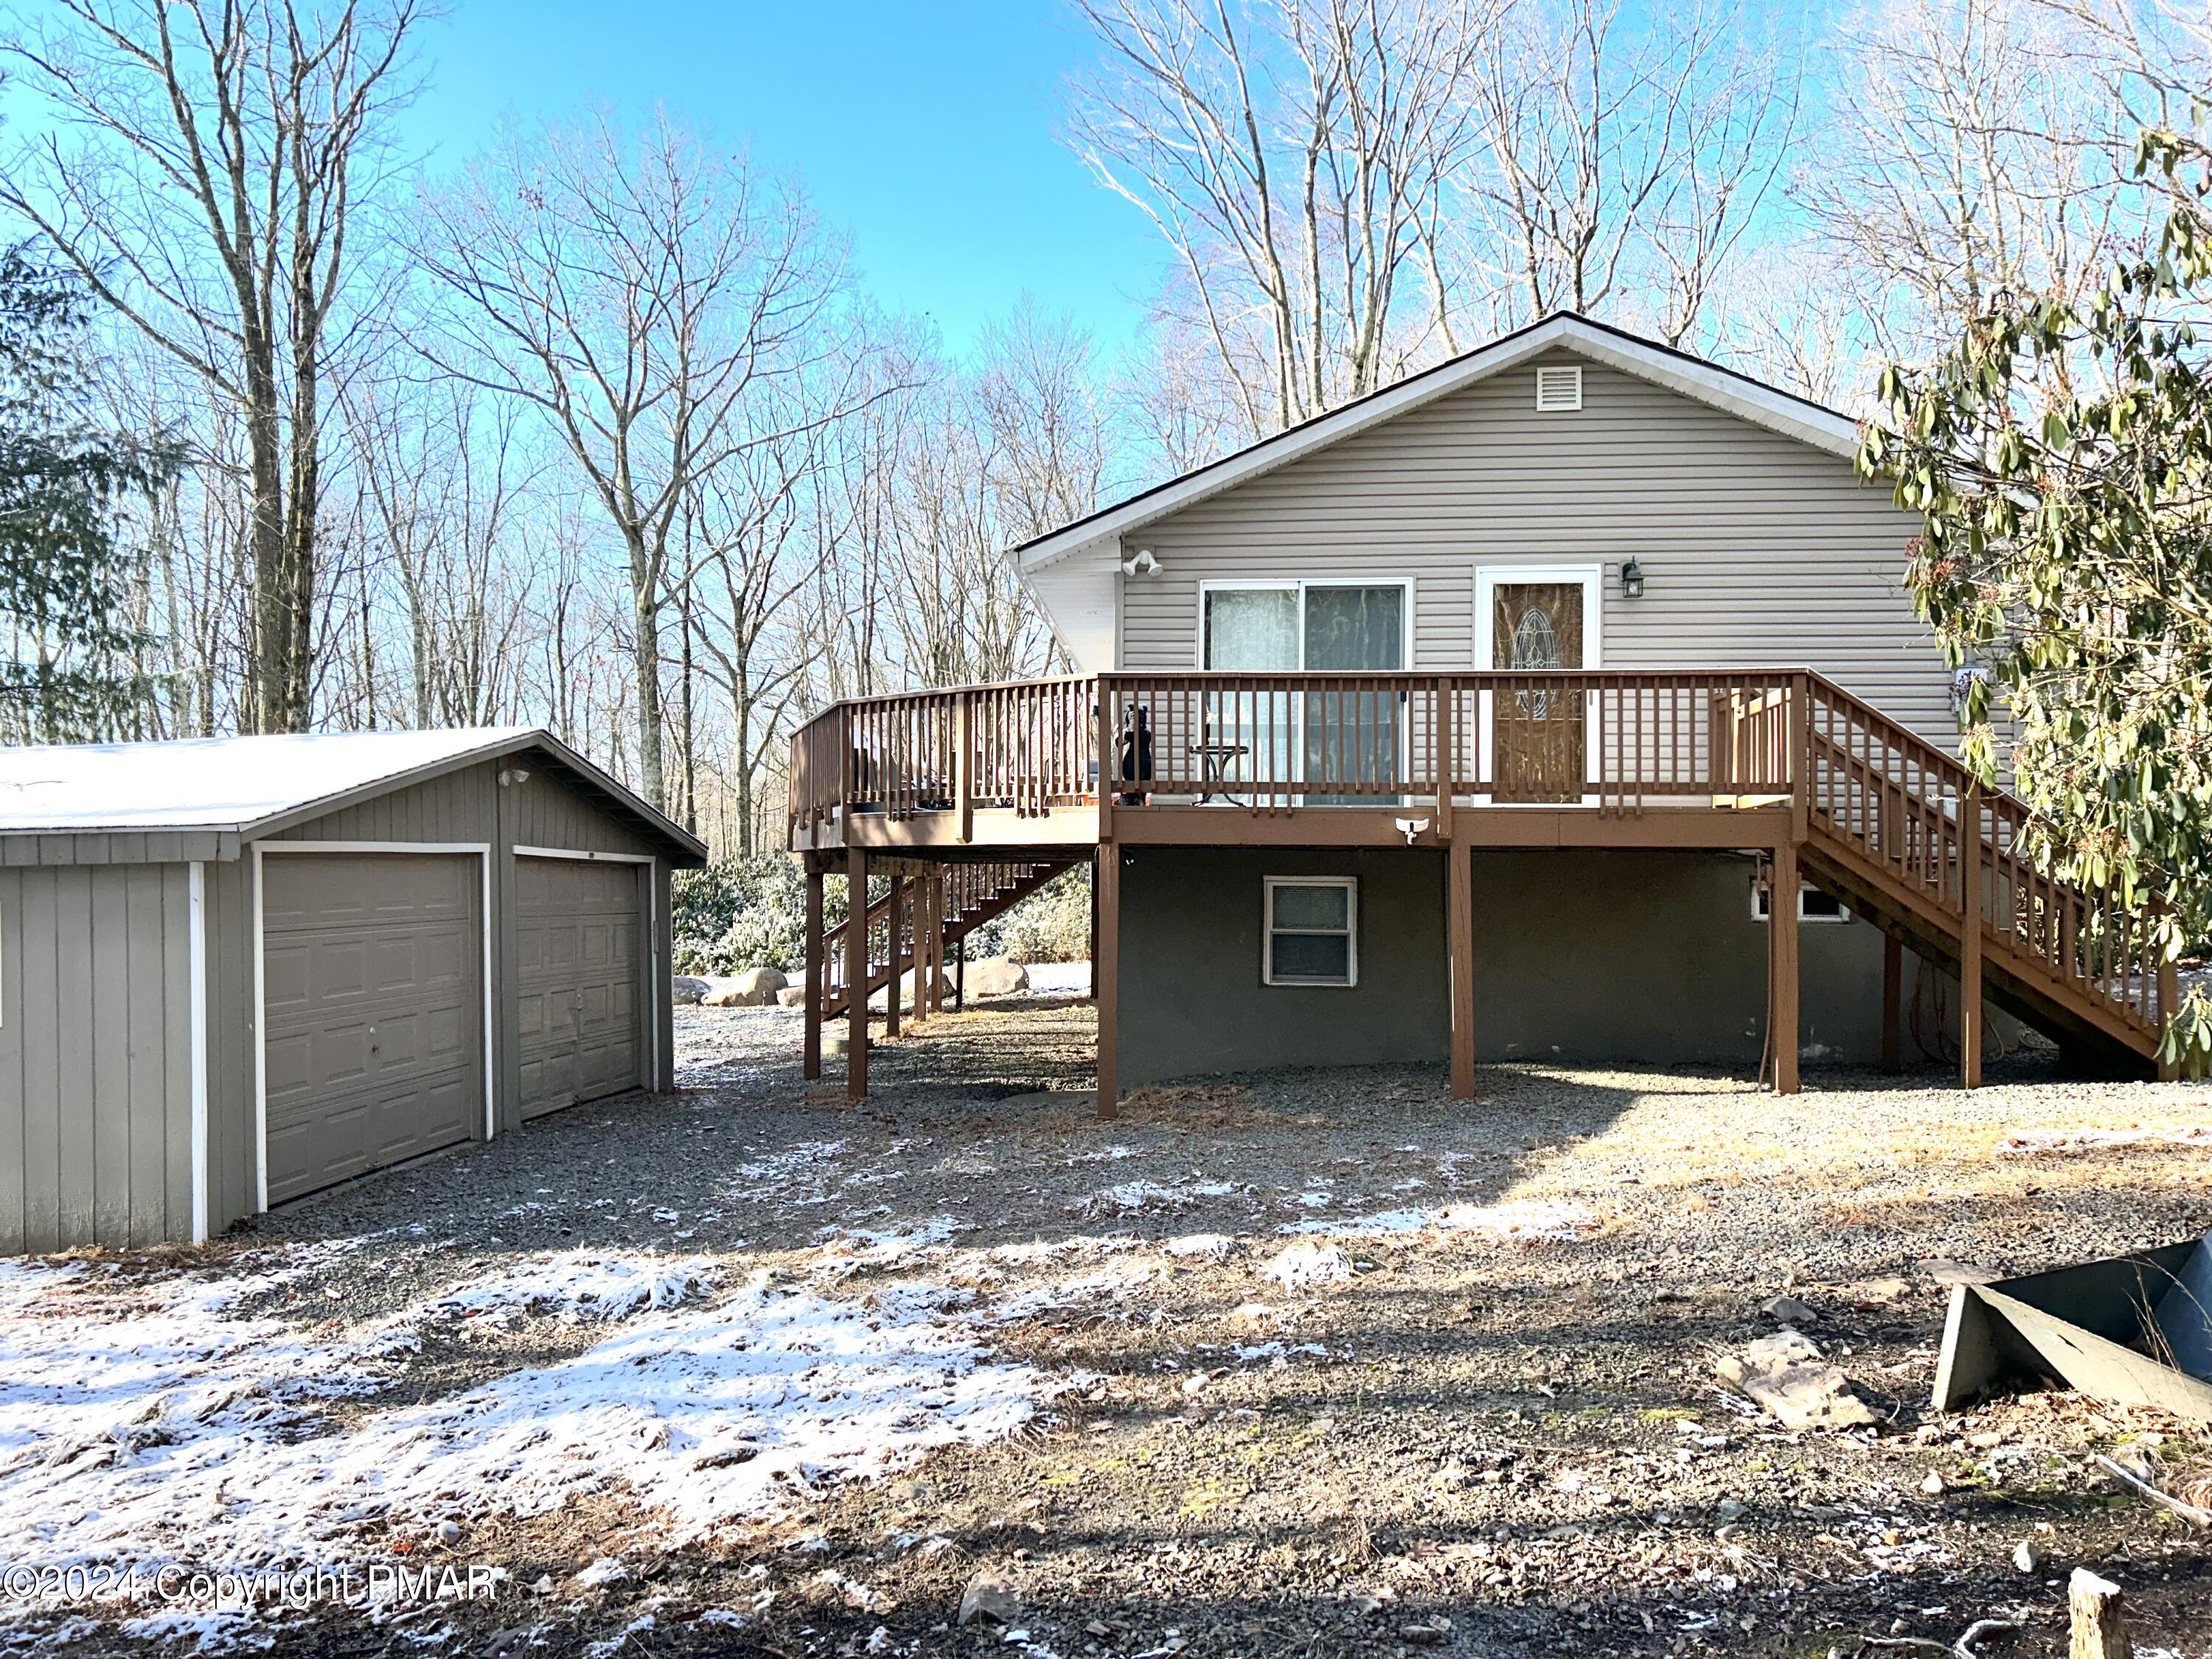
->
[1799,670,2164,1034]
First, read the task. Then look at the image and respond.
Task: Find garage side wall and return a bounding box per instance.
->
[0,863,196,1251]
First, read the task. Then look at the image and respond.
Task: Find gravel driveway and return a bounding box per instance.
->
[7,990,2212,1658]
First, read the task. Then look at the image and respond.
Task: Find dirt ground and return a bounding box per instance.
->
[12,991,2212,1658]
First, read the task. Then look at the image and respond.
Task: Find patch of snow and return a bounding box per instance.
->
[1279,1197,1595,1244]
[1162,1234,1236,1262]
[114,1607,275,1652]
[1023,961,1092,997]
[1074,1176,1244,1218]
[817,1217,966,1271]
[405,1254,714,1327]
[1262,1242,1354,1290]
[990,1263,1157,1323]
[0,1255,1053,1607]
[722,1140,849,1203]
[987,1235,1135,1267]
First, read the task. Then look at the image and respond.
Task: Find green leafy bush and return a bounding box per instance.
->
[672,857,846,976]
[972,865,1092,963]
[672,858,1093,975]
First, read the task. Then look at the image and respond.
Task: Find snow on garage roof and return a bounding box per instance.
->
[0,727,703,859]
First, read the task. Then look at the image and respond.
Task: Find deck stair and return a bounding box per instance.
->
[1789,675,2167,1075]
[821,857,1080,1020]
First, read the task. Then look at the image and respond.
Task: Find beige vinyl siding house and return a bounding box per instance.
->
[788,313,2165,1105]
[1110,349,1947,745]
[989,314,2015,1087]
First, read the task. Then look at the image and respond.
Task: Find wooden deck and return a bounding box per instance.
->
[787,669,2173,1110]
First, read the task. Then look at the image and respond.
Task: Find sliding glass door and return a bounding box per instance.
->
[1199,582,1405,804]
[1302,584,1403,804]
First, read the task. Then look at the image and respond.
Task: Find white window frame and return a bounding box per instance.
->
[1194,577,1416,674]
[1471,564,1603,808]
[1194,580,1416,807]
[1751,873,1851,924]
[1262,875,1360,987]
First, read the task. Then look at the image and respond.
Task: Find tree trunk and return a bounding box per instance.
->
[628,529,667,811]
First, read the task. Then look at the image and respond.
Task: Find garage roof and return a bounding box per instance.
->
[0,726,707,862]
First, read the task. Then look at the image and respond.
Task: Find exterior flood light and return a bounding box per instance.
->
[1621,558,1645,599]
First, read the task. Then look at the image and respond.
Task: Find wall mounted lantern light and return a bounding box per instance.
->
[1620,558,1645,599]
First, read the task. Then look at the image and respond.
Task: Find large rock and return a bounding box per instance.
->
[956,1572,1020,1627]
[671,975,711,1006]
[776,985,808,1008]
[1716,1329,1878,1430]
[869,967,954,1011]
[964,956,1029,998]
[703,966,787,1007]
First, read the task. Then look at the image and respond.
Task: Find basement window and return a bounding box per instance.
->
[1752,874,1850,924]
[1264,877,1358,986]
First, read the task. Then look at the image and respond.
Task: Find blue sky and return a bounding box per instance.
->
[400,0,1165,353]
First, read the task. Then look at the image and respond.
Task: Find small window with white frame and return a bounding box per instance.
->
[1264,877,1358,985]
[1751,872,1849,923]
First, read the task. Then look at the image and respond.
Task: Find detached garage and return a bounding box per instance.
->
[0,728,707,1251]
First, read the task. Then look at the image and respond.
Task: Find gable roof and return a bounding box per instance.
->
[0,726,708,863]
[1015,310,1863,574]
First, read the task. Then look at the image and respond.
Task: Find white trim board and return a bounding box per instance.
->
[1015,313,1861,576]
[188,860,209,1244]
[252,841,499,1217]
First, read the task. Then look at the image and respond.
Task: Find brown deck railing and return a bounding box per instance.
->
[789,669,1812,832]
[789,667,2170,1049]
[1802,677,2166,1035]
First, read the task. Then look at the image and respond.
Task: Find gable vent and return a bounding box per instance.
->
[1534,365,1583,412]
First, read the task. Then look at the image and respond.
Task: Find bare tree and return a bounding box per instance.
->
[1793,0,2143,364]
[1071,0,1500,435]
[1464,0,1798,344]
[413,111,863,810]
[2,0,425,731]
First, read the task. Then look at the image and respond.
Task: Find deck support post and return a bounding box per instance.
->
[846,848,869,1102]
[925,873,945,1020]
[909,872,930,1029]
[803,858,824,1081]
[956,933,966,1010]
[1769,840,1800,1094]
[885,872,905,1039]
[1880,930,1902,1074]
[1960,788,1983,1090]
[1447,838,1475,1099]
[1096,846,1120,1120]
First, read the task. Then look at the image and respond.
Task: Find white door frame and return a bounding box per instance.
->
[1472,564,1604,807]
[513,846,661,1098]
[252,841,495,1214]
